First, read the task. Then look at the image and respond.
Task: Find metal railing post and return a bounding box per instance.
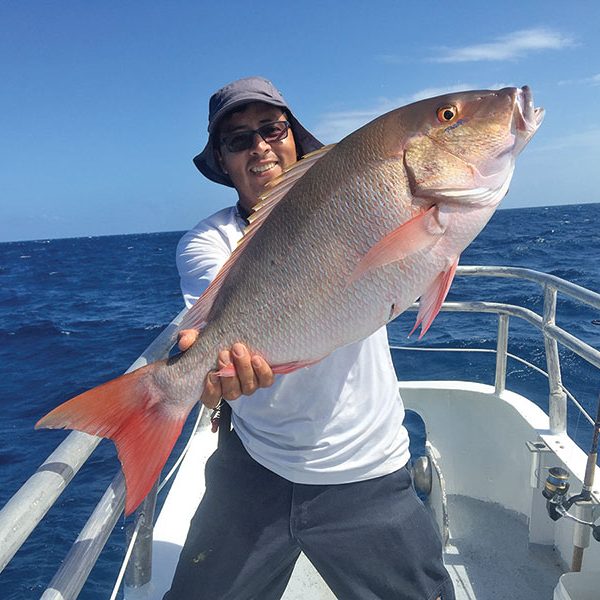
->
[543,285,567,433]
[125,480,159,589]
[495,314,509,394]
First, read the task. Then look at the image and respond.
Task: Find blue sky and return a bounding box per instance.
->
[1,1,599,242]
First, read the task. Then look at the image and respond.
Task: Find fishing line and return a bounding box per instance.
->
[109,517,143,600]
[158,405,204,493]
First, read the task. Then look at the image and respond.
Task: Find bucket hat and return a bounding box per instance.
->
[193,76,323,187]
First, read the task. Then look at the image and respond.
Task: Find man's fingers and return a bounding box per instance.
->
[231,343,258,396]
[178,329,199,352]
[218,349,243,400]
[200,372,222,409]
[200,344,274,405]
[252,355,274,388]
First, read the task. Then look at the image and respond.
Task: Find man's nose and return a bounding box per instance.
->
[250,132,271,153]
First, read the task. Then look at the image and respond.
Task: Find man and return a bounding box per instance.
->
[164,76,454,600]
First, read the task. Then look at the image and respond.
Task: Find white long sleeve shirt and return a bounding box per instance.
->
[177,206,410,484]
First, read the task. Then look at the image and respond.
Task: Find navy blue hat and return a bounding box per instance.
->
[193,76,323,187]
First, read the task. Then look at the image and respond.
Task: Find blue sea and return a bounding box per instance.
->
[1,203,599,598]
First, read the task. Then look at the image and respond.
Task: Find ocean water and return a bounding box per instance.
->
[1,202,599,598]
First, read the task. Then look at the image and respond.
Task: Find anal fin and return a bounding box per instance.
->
[410,257,459,339]
[215,358,320,378]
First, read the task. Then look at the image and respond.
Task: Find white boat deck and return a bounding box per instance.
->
[445,495,563,599]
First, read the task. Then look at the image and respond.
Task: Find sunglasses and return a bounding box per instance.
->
[220,120,291,153]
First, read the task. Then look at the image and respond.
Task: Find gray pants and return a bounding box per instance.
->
[164,430,454,600]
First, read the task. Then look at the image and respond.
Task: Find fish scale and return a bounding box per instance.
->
[36,86,544,514]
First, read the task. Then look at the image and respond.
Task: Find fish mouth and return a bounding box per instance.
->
[493,86,543,161]
[513,86,545,145]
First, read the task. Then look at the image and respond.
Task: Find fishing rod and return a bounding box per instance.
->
[543,393,600,571]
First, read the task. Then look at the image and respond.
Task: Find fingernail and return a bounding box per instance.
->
[209,373,219,384]
[232,344,244,358]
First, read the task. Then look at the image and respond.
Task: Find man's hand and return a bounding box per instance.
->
[177,329,274,409]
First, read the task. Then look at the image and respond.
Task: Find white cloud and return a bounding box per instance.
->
[407,83,491,102]
[313,108,384,142]
[430,28,573,63]
[313,83,508,143]
[558,73,600,86]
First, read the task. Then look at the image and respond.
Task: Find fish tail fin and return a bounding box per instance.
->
[36,363,188,515]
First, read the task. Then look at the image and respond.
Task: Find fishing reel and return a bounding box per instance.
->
[543,467,600,542]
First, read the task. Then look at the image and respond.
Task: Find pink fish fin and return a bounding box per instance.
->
[35,362,188,516]
[270,358,321,374]
[247,144,336,235]
[178,260,235,333]
[179,145,336,335]
[178,236,262,334]
[216,357,321,377]
[350,205,447,283]
[409,256,459,339]
[215,363,237,377]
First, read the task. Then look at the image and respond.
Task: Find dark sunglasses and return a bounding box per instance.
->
[220,120,291,153]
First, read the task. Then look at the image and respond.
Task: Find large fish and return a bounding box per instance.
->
[37,86,544,514]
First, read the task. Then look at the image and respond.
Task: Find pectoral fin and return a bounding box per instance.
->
[350,205,447,283]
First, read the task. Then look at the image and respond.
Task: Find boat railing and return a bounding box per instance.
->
[441,266,600,430]
[0,265,599,599]
[0,309,186,599]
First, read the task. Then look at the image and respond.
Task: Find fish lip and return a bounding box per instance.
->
[514,86,545,134]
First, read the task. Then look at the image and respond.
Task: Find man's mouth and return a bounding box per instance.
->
[250,162,278,174]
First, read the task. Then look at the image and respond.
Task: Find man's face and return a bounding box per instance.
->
[217,102,298,210]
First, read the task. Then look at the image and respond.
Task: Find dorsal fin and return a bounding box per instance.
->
[178,144,335,334]
[245,144,335,237]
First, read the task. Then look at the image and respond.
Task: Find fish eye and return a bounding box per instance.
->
[436,105,458,123]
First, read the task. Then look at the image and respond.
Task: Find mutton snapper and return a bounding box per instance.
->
[37,86,544,514]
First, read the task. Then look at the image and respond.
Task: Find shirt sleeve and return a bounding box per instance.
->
[176,210,242,309]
